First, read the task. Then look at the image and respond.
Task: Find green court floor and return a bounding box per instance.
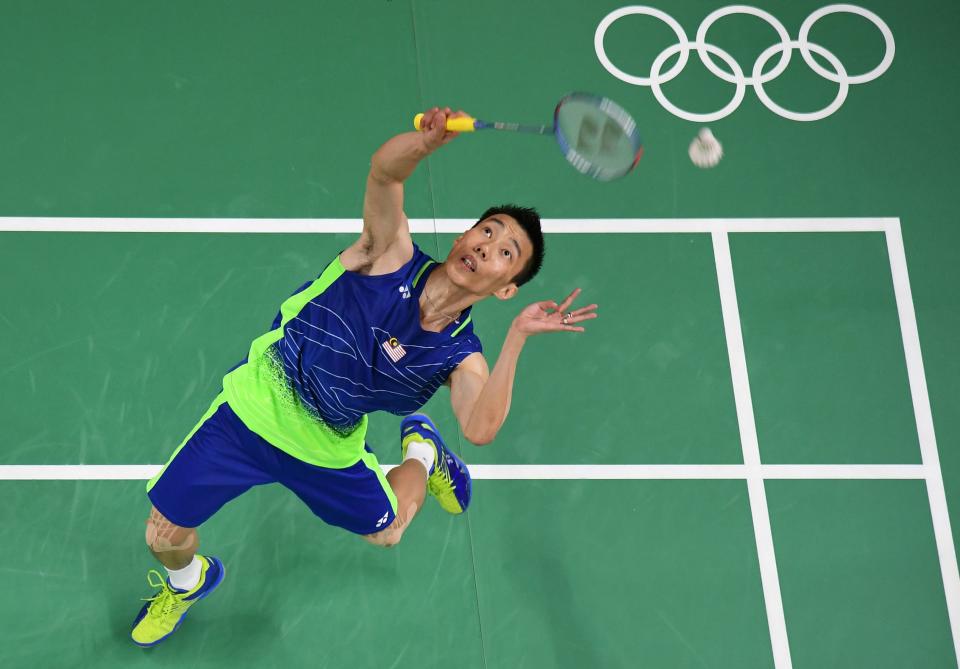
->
[2,1,960,668]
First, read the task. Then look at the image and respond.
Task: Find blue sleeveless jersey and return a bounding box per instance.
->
[275,244,482,430]
[221,243,482,467]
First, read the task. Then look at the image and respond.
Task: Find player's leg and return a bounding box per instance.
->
[398,413,472,515]
[280,439,406,545]
[276,413,471,547]
[364,460,428,547]
[133,504,226,647]
[145,505,198,570]
[364,412,473,546]
[132,397,274,647]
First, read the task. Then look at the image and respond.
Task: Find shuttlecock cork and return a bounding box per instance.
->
[689,128,723,168]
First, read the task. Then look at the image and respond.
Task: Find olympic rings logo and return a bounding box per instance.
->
[594,4,895,122]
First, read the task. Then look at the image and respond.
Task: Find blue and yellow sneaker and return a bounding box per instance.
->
[401,413,472,514]
[130,555,225,647]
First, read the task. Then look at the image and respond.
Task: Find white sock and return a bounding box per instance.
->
[166,556,202,592]
[403,440,436,475]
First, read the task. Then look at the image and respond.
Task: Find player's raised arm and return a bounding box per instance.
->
[358,107,464,257]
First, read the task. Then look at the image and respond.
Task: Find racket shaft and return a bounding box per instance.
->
[481,121,553,135]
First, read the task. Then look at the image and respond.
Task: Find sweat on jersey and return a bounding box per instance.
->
[221,244,482,468]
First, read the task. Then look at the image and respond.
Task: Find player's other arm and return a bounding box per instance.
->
[447,289,599,445]
[446,328,526,446]
[342,107,464,272]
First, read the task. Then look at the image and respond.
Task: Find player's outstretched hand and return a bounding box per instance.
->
[511,288,598,336]
[419,106,468,152]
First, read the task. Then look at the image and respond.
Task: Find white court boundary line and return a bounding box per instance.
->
[713,229,792,669]
[2,215,956,666]
[886,224,960,661]
[0,464,929,481]
[0,216,896,234]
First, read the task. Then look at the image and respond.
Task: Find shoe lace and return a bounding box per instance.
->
[433,450,454,487]
[142,570,181,619]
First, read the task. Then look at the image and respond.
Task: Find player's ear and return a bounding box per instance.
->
[493,283,518,301]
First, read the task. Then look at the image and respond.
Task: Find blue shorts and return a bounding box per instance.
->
[146,398,397,535]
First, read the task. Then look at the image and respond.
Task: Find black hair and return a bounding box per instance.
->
[473,204,545,288]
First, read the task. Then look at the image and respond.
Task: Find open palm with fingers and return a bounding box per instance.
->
[512,288,599,336]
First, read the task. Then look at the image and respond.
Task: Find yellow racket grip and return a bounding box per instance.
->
[413,113,477,132]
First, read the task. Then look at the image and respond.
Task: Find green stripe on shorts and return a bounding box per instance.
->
[361,449,398,516]
[147,393,226,492]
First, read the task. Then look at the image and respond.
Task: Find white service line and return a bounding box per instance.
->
[0,463,928,481]
[0,465,162,480]
[886,222,960,664]
[0,216,896,234]
[759,464,925,479]
[712,229,793,669]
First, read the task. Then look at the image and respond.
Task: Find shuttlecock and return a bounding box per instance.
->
[689,128,723,168]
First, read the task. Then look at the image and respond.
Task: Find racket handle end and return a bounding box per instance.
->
[413,113,477,132]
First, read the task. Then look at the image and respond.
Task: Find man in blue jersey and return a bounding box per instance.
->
[131,106,599,646]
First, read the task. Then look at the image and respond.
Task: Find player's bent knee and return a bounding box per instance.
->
[362,531,401,548]
[362,505,408,548]
[362,515,406,548]
[145,506,198,553]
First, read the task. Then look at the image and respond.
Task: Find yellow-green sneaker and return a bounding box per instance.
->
[131,555,225,647]
[401,413,472,514]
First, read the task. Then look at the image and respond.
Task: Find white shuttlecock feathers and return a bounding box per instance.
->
[689,128,723,168]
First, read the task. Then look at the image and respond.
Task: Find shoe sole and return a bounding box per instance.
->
[132,557,227,648]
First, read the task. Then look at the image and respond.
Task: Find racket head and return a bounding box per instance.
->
[553,93,644,181]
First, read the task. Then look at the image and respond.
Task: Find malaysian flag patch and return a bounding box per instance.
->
[382,337,407,363]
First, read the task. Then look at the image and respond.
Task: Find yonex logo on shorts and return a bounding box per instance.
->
[382,337,407,362]
[375,512,390,528]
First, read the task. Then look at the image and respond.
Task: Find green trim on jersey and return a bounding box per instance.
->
[222,256,369,469]
[147,393,227,492]
[450,314,472,338]
[411,259,435,288]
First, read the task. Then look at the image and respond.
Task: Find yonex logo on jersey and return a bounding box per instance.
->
[375,512,390,528]
[382,337,407,362]
[398,285,411,299]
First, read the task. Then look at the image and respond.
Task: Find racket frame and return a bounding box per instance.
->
[551,92,644,181]
[416,92,644,181]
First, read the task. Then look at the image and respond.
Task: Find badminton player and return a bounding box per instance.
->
[130,106,598,646]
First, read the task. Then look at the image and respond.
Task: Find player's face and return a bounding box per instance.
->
[448,214,532,299]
